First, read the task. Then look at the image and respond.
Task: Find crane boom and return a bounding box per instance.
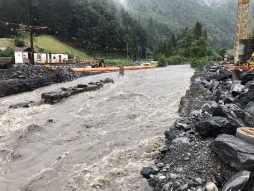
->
[233,0,250,62]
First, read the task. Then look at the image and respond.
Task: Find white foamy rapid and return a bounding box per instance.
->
[0,65,194,191]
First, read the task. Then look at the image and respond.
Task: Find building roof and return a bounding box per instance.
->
[14,47,31,52]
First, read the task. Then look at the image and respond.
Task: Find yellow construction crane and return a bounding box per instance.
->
[233,0,250,62]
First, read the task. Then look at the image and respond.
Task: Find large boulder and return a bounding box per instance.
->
[238,89,254,106]
[201,101,218,114]
[210,134,254,171]
[240,71,254,84]
[206,69,232,81]
[223,91,243,106]
[195,116,238,138]
[245,102,254,116]
[229,80,244,97]
[213,104,254,127]
[243,80,254,90]
[221,171,251,191]
[140,167,157,179]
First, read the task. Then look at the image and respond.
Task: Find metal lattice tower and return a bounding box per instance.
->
[233,0,250,62]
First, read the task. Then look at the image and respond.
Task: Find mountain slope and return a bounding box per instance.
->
[120,0,238,49]
[0,0,249,56]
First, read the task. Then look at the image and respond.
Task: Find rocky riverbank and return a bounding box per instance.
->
[0,64,100,97]
[141,63,254,191]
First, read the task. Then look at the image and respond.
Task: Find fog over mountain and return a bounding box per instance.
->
[112,0,239,49]
[197,0,227,7]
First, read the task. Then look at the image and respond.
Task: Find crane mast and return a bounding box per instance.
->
[233,0,250,62]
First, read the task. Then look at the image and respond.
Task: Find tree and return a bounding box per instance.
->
[0,47,14,58]
[86,42,93,55]
[157,53,167,67]
[190,37,209,58]
[217,48,227,58]
[194,21,203,40]
[170,34,177,48]
[14,25,29,47]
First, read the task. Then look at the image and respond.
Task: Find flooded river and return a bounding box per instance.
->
[0,65,194,191]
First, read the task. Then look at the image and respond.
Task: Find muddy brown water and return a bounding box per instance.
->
[0,65,194,191]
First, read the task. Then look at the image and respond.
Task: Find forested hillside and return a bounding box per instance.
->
[0,0,251,59]
[120,0,239,49]
[0,0,148,58]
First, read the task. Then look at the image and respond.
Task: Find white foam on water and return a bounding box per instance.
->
[0,104,52,134]
[65,136,165,191]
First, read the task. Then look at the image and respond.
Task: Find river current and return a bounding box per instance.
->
[0,65,194,191]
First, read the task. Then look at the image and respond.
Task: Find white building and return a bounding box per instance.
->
[34,53,68,64]
[14,47,31,64]
[14,47,68,64]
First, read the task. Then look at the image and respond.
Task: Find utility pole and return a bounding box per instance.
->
[93,38,96,60]
[16,0,48,65]
[27,0,34,65]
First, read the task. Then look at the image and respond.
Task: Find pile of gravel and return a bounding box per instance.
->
[141,63,254,191]
[0,64,100,97]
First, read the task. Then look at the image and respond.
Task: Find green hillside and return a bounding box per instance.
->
[33,35,92,60]
[0,35,93,60]
[0,38,15,49]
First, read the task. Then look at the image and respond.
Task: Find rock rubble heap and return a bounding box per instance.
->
[141,63,254,191]
[0,64,100,97]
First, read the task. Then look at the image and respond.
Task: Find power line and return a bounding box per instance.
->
[0,21,49,29]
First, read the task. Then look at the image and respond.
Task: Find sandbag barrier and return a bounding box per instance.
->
[41,78,114,104]
[72,65,156,73]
